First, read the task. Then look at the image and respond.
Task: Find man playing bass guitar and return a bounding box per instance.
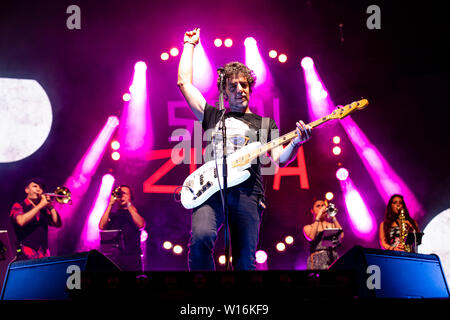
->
[177,28,312,271]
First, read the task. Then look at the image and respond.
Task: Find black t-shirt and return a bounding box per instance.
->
[105,208,141,255]
[202,103,278,197]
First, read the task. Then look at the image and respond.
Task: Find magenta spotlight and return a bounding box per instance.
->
[278,54,287,63]
[78,173,116,251]
[160,52,169,61]
[333,146,342,155]
[340,177,376,239]
[170,47,179,57]
[111,140,120,150]
[333,136,341,144]
[276,242,286,252]
[244,37,257,47]
[285,236,294,245]
[111,151,120,161]
[122,93,131,102]
[341,116,424,218]
[140,230,148,242]
[301,57,314,70]
[301,58,334,120]
[134,61,147,72]
[214,38,223,47]
[336,168,349,181]
[163,241,173,250]
[325,192,334,201]
[173,245,183,255]
[192,41,215,93]
[224,38,233,47]
[269,50,278,58]
[255,250,268,264]
[244,36,269,87]
[119,60,152,158]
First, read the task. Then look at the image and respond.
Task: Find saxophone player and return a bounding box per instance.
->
[379,194,420,252]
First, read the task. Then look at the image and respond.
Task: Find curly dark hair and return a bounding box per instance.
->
[382,194,419,243]
[217,61,257,93]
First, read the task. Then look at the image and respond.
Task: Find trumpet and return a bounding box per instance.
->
[325,202,338,217]
[44,186,72,204]
[111,186,123,200]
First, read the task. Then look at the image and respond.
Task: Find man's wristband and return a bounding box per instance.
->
[184,41,196,47]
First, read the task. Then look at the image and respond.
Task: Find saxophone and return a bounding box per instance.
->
[398,209,412,252]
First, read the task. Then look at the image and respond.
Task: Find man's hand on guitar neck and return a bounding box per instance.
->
[275,120,312,167]
[292,120,312,147]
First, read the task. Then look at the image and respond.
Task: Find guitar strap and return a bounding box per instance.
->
[259,117,271,166]
[260,117,270,144]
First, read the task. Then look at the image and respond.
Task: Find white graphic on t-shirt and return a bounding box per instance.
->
[211,117,254,159]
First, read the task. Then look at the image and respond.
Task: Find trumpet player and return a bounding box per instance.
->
[9,178,62,260]
[303,198,344,269]
[379,194,420,252]
[99,185,146,271]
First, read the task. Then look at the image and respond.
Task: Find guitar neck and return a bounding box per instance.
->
[230,98,368,168]
[231,115,332,167]
[262,115,331,154]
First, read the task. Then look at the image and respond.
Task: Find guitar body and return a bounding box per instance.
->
[180,142,261,209]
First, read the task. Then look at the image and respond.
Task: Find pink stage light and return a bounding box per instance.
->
[276,242,286,252]
[214,38,223,47]
[333,136,341,144]
[111,151,120,160]
[336,167,349,181]
[49,116,119,252]
[78,174,115,251]
[122,93,131,102]
[244,37,269,87]
[134,61,147,72]
[341,116,424,218]
[224,38,233,47]
[301,57,314,70]
[140,230,148,242]
[161,52,169,61]
[332,146,342,155]
[269,50,278,58]
[170,47,179,57]
[255,250,268,264]
[111,140,120,150]
[191,41,214,94]
[301,57,333,120]
[340,177,376,240]
[118,61,152,158]
[278,54,287,63]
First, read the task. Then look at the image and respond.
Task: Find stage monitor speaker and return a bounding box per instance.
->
[1,249,120,300]
[0,231,14,295]
[329,245,450,298]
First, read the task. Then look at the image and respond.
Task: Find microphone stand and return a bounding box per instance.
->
[217,69,231,271]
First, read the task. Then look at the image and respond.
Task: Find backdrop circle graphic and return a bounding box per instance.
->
[419,208,450,283]
[0,78,53,163]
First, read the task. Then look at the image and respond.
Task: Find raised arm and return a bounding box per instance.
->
[177,28,206,121]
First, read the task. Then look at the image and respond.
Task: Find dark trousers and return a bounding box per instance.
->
[188,187,264,271]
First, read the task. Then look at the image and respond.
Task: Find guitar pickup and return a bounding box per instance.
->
[201,181,212,192]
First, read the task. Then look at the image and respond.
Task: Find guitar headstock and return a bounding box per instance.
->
[329,99,369,120]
